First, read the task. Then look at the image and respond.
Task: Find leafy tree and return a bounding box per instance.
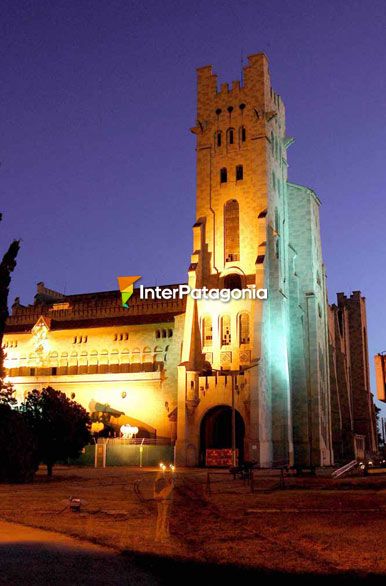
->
[0,404,39,483]
[22,387,91,477]
[0,213,20,406]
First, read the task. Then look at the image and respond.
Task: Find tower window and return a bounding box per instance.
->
[239,313,250,344]
[216,131,222,147]
[227,128,234,145]
[221,315,231,346]
[241,126,246,142]
[236,165,243,181]
[202,316,213,347]
[224,199,240,262]
[220,168,227,183]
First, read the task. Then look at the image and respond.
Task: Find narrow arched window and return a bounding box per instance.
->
[236,165,243,181]
[220,315,231,346]
[228,128,234,145]
[241,126,246,142]
[224,199,240,262]
[239,313,250,344]
[202,316,213,347]
[220,167,227,183]
[216,131,222,147]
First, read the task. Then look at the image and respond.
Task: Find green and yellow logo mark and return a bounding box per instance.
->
[117,276,141,308]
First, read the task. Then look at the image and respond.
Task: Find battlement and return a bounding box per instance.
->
[196,53,284,117]
[336,291,365,305]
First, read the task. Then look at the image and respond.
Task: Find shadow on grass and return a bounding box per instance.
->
[0,542,155,586]
[123,550,386,585]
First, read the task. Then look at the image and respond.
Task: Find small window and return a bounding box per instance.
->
[30,368,36,376]
[221,316,231,346]
[83,336,88,343]
[202,317,213,347]
[216,132,222,147]
[239,314,250,344]
[162,329,167,338]
[78,336,82,344]
[228,129,234,145]
[168,329,173,338]
[220,168,227,183]
[236,165,243,181]
[73,336,77,344]
[241,126,246,142]
[51,367,57,375]
[114,334,118,341]
[124,333,129,340]
[155,330,161,339]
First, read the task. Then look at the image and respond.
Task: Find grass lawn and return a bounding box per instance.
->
[0,466,385,581]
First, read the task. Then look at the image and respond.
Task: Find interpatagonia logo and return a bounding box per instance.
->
[117,276,141,308]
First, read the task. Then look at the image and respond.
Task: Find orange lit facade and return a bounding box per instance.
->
[4,54,377,467]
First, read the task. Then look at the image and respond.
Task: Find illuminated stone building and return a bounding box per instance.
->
[329,292,378,461]
[4,52,367,468]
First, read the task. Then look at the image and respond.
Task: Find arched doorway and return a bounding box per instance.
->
[200,406,245,466]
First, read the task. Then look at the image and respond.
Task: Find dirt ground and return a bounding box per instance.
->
[0,466,385,583]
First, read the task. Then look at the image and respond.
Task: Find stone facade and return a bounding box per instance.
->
[2,53,376,467]
[4,283,186,440]
[329,292,378,461]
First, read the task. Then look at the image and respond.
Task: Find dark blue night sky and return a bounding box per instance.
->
[1,0,386,414]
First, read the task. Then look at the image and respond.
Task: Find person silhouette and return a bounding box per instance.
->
[154,469,174,541]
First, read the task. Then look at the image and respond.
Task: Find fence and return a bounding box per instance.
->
[205,468,287,494]
[68,442,174,467]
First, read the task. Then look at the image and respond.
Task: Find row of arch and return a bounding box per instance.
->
[215,126,246,148]
[201,313,250,348]
[6,346,170,377]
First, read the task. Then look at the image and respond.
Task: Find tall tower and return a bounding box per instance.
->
[176,54,294,467]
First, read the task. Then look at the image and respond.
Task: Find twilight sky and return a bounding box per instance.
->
[1,0,386,415]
